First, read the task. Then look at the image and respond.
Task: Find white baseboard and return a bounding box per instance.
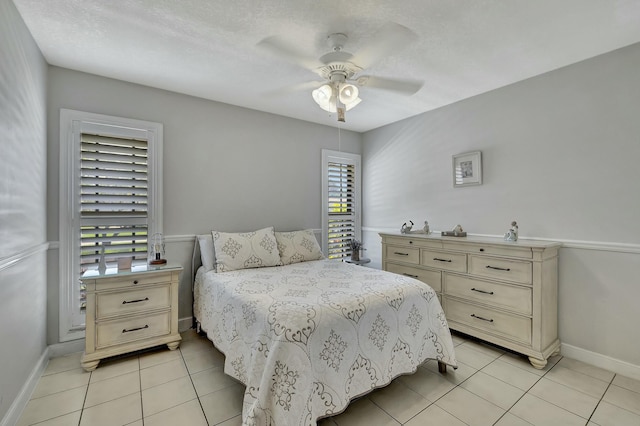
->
[561,343,640,381]
[1,348,49,426]
[48,339,85,358]
[179,317,194,333]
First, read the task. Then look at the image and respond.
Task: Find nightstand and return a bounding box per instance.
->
[81,263,183,371]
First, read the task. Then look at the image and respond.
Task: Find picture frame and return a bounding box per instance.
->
[453,151,482,187]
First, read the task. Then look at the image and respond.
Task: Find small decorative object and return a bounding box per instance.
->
[423,221,431,235]
[98,246,107,274]
[117,257,132,270]
[441,224,467,237]
[504,221,519,241]
[149,232,167,265]
[401,220,414,234]
[349,239,363,261]
[453,151,482,187]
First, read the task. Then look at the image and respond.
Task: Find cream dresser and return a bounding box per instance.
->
[381,233,561,368]
[81,264,182,371]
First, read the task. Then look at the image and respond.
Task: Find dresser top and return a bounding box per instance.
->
[379,232,562,249]
[82,262,183,279]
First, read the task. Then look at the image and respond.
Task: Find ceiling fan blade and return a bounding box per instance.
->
[356,75,423,95]
[350,22,418,69]
[263,80,325,97]
[257,36,323,71]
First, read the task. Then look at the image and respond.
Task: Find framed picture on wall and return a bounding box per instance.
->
[453,151,482,187]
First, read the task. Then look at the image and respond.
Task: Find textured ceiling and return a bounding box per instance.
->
[12,0,640,132]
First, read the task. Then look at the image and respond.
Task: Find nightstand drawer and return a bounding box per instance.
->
[96,285,171,319]
[96,311,171,349]
[385,245,420,264]
[386,263,441,292]
[468,255,532,284]
[444,274,531,315]
[421,249,467,273]
[445,298,531,345]
[93,272,173,291]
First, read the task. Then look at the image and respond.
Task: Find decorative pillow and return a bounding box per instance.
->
[275,229,324,265]
[212,227,282,272]
[197,234,215,272]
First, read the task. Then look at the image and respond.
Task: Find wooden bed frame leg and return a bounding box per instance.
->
[438,361,447,374]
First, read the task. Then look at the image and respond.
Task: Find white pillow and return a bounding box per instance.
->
[275,229,324,265]
[197,234,215,272]
[212,227,282,272]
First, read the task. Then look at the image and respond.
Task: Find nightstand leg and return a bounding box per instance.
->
[81,359,100,372]
[528,357,548,369]
[167,341,180,351]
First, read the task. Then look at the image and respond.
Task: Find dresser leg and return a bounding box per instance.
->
[81,359,100,372]
[528,357,548,370]
[437,361,447,374]
[167,341,180,351]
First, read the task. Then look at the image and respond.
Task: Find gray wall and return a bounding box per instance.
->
[0,0,48,421]
[46,67,362,344]
[362,43,640,369]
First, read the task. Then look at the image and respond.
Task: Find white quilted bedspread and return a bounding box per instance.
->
[194,259,457,425]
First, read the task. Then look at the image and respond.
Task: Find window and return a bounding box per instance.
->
[321,149,361,259]
[59,110,163,342]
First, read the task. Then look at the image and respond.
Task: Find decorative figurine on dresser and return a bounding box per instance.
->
[80,262,183,371]
[504,221,519,241]
[380,229,561,369]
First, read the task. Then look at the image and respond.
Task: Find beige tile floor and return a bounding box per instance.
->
[17,330,640,426]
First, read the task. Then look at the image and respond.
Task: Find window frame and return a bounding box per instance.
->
[321,149,361,259]
[58,109,163,342]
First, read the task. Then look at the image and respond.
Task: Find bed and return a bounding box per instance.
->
[192,228,457,426]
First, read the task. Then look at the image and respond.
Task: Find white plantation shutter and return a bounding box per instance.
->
[322,150,361,259]
[80,134,149,270]
[59,109,163,342]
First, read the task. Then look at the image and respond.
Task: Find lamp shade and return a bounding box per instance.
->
[339,83,359,104]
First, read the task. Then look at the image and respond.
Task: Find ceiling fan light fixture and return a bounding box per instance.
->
[313,82,361,115]
[338,83,359,104]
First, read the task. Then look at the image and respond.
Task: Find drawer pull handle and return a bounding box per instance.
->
[471,288,494,295]
[394,252,409,256]
[133,280,139,285]
[486,265,511,271]
[433,258,452,263]
[479,248,485,252]
[470,314,494,323]
[122,297,149,305]
[403,273,419,279]
[122,324,149,333]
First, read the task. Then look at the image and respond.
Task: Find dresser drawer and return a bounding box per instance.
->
[96,311,171,349]
[445,298,531,345]
[383,236,441,249]
[444,242,532,259]
[468,255,532,284]
[386,263,441,292]
[96,285,171,319]
[444,274,532,315]
[93,272,174,291]
[421,249,467,273]
[385,245,420,264]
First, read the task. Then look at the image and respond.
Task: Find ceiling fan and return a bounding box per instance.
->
[258,22,423,122]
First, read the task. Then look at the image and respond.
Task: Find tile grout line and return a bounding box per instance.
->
[585,372,616,426]
[137,356,144,426]
[180,345,211,425]
[77,368,91,426]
